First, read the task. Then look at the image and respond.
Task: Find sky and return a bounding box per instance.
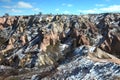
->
[0,0,120,16]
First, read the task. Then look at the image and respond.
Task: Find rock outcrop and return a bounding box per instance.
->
[0,13,120,80]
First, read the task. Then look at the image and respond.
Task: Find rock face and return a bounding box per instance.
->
[42,56,120,80]
[0,13,120,80]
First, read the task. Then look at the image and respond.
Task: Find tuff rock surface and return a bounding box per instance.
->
[0,13,120,80]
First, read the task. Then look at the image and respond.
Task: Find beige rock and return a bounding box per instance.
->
[0,38,15,54]
[38,53,55,66]
[20,35,26,45]
[0,25,4,30]
[6,17,12,26]
[87,46,120,64]
[40,30,59,52]
[0,17,6,24]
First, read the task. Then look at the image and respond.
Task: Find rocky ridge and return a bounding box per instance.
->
[0,13,120,80]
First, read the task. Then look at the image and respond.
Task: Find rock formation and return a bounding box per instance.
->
[0,13,120,80]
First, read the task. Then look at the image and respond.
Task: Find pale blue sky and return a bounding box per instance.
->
[0,0,120,16]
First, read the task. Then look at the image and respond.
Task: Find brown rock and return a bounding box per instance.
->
[40,30,59,52]
[100,33,120,57]
[111,34,120,53]
[59,32,65,39]
[6,17,15,26]
[0,25,4,30]
[49,31,59,45]
[20,35,26,45]
[73,29,79,37]
[0,17,6,24]
[88,46,120,64]
[79,35,90,45]
[0,38,15,54]
[40,34,50,52]
[87,21,98,33]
